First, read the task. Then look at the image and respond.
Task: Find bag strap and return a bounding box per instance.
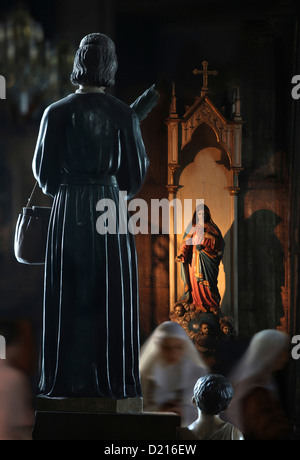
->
[26,181,38,208]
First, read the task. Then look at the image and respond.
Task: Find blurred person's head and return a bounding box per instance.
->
[224,329,290,435]
[160,337,185,365]
[140,321,209,374]
[230,329,290,386]
[151,322,191,366]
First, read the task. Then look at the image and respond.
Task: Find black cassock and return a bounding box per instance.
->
[33,92,149,398]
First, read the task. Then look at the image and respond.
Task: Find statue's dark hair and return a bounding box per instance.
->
[70,33,118,87]
[193,374,234,415]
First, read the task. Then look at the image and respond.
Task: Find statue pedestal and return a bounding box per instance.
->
[32,397,181,440]
[35,395,144,414]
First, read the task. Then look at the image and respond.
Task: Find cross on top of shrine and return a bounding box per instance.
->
[193,60,218,96]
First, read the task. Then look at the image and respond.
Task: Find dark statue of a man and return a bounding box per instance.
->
[33,33,158,399]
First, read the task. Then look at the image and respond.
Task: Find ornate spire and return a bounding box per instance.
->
[169,82,178,118]
[233,86,242,120]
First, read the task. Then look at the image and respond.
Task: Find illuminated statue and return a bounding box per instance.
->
[33,33,158,399]
[176,204,224,314]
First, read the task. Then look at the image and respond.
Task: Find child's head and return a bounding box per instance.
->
[174,303,185,317]
[193,374,234,415]
[200,322,210,335]
[220,318,234,335]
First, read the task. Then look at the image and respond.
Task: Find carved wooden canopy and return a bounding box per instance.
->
[166,72,244,328]
[167,84,243,195]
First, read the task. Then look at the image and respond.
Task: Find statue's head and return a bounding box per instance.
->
[192,204,211,226]
[70,33,118,88]
[193,374,234,415]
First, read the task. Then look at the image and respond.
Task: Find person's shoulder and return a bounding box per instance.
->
[50,94,74,109]
[42,95,73,119]
[43,93,138,127]
[104,93,136,116]
[231,425,244,440]
[101,94,140,129]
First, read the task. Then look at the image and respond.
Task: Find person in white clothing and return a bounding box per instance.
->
[0,322,34,440]
[140,321,209,426]
[224,329,290,440]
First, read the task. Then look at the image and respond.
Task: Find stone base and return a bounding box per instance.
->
[32,411,181,440]
[36,395,143,414]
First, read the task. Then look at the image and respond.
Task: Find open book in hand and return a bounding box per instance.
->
[130,84,159,121]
